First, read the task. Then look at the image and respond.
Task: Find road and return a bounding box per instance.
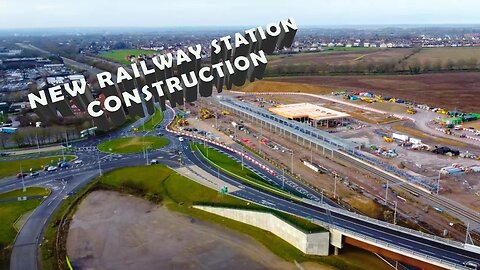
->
[181,137,480,269]
[2,104,479,270]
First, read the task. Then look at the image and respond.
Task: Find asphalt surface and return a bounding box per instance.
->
[1,105,479,270]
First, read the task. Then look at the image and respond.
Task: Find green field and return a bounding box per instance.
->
[192,142,289,195]
[97,165,323,233]
[0,187,49,200]
[140,108,164,131]
[0,155,75,179]
[99,49,158,65]
[97,136,169,154]
[0,188,48,269]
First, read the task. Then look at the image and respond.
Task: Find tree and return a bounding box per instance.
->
[11,132,25,147]
[0,133,9,148]
[444,59,455,70]
[408,61,421,74]
[466,58,478,70]
[422,59,432,72]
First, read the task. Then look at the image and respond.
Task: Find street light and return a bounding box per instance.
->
[393,201,398,225]
[97,151,102,176]
[333,172,337,199]
[436,171,441,195]
[20,164,25,192]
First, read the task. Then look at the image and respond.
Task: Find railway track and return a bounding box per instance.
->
[334,150,480,226]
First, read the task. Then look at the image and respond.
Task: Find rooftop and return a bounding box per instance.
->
[269,103,350,121]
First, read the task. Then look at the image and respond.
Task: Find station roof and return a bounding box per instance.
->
[268,103,350,121]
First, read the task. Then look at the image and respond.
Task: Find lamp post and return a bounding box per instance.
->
[393,201,398,225]
[334,173,337,199]
[385,180,389,205]
[436,171,441,195]
[97,151,102,176]
[20,164,25,192]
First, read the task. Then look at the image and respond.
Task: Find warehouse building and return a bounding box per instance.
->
[268,103,350,128]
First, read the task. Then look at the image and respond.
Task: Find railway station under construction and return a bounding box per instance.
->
[268,103,350,127]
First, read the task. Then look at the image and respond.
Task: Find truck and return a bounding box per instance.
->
[392,133,409,142]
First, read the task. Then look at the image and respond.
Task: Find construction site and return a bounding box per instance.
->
[172,89,480,245]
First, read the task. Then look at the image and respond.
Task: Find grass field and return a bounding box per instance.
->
[141,108,164,131]
[99,49,158,65]
[0,188,48,269]
[232,79,337,94]
[0,155,75,179]
[97,136,169,154]
[267,48,413,68]
[406,47,480,66]
[192,142,289,195]
[0,187,49,200]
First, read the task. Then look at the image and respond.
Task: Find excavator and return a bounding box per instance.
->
[406,107,417,114]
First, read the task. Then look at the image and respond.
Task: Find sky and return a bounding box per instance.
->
[1,0,480,29]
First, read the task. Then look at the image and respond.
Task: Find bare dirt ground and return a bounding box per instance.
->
[67,191,330,270]
[267,72,480,111]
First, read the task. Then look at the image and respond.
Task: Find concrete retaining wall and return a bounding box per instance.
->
[193,205,330,256]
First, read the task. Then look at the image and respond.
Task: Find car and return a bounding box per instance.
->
[178,136,184,142]
[73,159,83,164]
[0,152,10,156]
[47,166,57,172]
[59,162,70,168]
[463,261,480,269]
[30,171,40,177]
[43,165,50,171]
[150,159,158,164]
[156,132,164,136]
[16,173,27,179]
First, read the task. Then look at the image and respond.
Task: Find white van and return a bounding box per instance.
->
[178,137,184,142]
